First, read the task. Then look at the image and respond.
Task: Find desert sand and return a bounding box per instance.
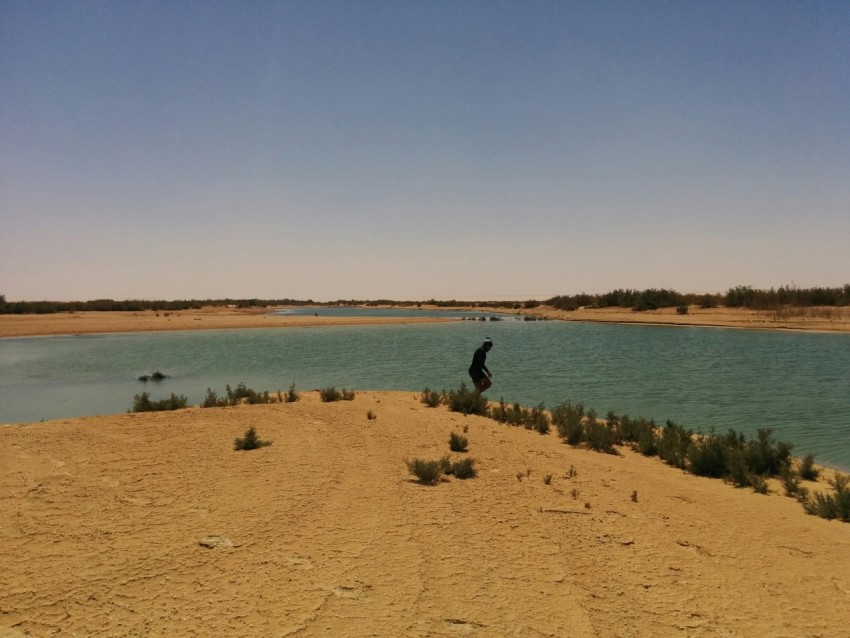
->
[2,391,849,637]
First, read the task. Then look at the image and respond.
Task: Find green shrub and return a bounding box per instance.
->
[781,463,802,497]
[421,388,442,408]
[285,382,300,403]
[341,388,356,401]
[451,457,477,479]
[225,382,272,405]
[619,415,655,447]
[636,424,659,456]
[201,383,277,408]
[406,458,444,485]
[676,305,689,315]
[320,386,342,402]
[658,420,692,469]
[803,474,850,521]
[234,426,272,451]
[585,419,618,455]
[447,382,488,415]
[688,431,728,478]
[723,446,760,489]
[131,392,188,412]
[743,428,791,476]
[551,401,584,445]
[449,432,468,452]
[530,403,550,434]
[488,397,510,422]
[202,388,227,408]
[799,453,819,480]
[750,474,769,494]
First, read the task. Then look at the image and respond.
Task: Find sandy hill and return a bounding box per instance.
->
[2,391,849,637]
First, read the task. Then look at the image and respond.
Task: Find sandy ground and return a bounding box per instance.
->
[2,391,849,637]
[2,304,849,339]
[0,308,453,338]
[490,304,850,333]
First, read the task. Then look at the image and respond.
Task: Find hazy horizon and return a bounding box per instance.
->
[3,2,848,302]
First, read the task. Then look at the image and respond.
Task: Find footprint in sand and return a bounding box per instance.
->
[286,555,314,570]
[121,496,151,506]
[444,618,486,633]
[331,578,371,600]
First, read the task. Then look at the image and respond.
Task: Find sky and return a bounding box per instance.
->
[1,1,849,302]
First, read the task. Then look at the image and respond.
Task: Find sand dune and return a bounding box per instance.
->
[2,392,848,637]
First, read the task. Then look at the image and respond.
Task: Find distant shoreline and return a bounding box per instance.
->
[1,303,849,338]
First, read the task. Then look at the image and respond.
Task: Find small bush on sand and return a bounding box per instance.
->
[203,388,227,408]
[585,419,618,455]
[406,458,444,485]
[781,463,803,497]
[366,410,377,420]
[799,453,819,481]
[551,400,585,445]
[234,426,271,451]
[802,474,850,522]
[449,432,468,452]
[450,457,477,479]
[447,382,488,416]
[131,392,188,412]
[530,403,550,434]
[320,386,342,402]
[489,397,510,422]
[341,388,356,401]
[201,383,277,407]
[688,430,728,478]
[226,382,272,405]
[743,428,792,476]
[658,420,692,469]
[421,388,443,408]
[285,382,300,403]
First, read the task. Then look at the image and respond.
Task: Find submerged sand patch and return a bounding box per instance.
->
[2,392,849,636]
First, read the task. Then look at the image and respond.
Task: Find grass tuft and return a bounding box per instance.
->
[449,432,468,452]
[234,426,272,451]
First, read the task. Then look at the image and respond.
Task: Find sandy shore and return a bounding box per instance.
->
[0,307,454,338]
[2,391,848,637]
[2,304,849,339]
[489,304,850,333]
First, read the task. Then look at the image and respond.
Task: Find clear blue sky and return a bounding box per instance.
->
[2,1,848,302]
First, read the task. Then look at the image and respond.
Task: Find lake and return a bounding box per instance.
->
[1,316,848,469]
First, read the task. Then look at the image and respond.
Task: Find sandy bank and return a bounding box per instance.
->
[2,391,848,637]
[0,307,454,338]
[3,304,849,338]
[482,304,850,333]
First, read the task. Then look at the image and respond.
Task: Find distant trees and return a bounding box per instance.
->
[0,297,312,315]
[1,286,848,315]
[547,285,850,312]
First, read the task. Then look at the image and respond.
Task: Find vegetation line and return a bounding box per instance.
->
[2,284,849,314]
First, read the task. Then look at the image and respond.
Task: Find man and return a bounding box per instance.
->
[469,337,494,393]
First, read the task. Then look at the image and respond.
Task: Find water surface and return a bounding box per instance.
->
[1,319,848,469]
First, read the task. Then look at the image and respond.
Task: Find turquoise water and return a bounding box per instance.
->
[272,306,520,319]
[1,319,848,469]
